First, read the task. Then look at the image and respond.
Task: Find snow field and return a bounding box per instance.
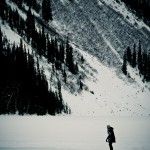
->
[0,116,150,150]
[1,11,150,117]
[62,45,150,116]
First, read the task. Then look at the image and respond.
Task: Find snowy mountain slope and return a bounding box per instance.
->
[1,2,150,150]
[45,0,150,116]
[1,0,150,116]
[62,45,150,116]
[2,19,150,116]
[51,0,150,67]
[102,0,150,31]
[1,21,31,52]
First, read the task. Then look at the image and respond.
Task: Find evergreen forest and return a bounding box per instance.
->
[122,41,150,82]
[0,0,78,115]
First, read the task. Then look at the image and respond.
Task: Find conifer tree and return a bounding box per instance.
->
[126,46,132,65]
[57,80,64,113]
[66,37,76,74]
[41,26,46,56]
[63,67,67,83]
[0,28,3,57]
[132,44,136,68]
[0,0,6,19]
[137,41,143,74]
[47,37,52,62]
[8,7,13,29]
[26,7,35,42]
[42,0,53,21]
[59,42,65,63]
[142,51,148,80]
[0,28,3,85]
[147,54,150,81]
[122,50,127,75]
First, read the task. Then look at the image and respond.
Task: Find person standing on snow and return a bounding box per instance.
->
[106,125,116,150]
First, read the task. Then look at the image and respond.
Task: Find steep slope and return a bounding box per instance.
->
[62,45,150,116]
[51,0,150,67]
[46,0,150,116]
[1,0,150,116]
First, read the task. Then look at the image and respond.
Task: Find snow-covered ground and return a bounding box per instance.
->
[62,45,150,116]
[0,116,150,150]
[1,19,150,117]
[1,0,150,149]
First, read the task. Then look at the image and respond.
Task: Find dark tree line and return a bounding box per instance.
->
[0,3,26,36]
[11,0,52,21]
[24,0,37,9]
[30,25,78,75]
[0,1,78,75]
[1,0,52,21]
[0,0,7,20]
[122,41,150,82]
[118,0,150,26]
[0,0,80,115]
[0,29,71,115]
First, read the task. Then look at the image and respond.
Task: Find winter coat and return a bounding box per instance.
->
[106,127,116,143]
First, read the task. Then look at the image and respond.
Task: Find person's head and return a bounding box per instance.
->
[107,125,111,129]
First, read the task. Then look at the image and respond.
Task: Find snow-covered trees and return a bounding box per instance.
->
[66,37,78,74]
[122,50,127,75]
[137,41,143,74]
[126,46,132,65]
[122,41,150,82]
[131,44,136,68]
[0,32,69,115]
[0,0,82,115]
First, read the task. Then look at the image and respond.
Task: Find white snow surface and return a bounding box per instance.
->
[0,116,150,150]
[62,45,150,116]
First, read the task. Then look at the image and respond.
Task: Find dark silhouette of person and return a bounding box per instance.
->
[106,125,116,150]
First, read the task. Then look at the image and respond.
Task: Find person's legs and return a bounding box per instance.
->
[109,142,113,150]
